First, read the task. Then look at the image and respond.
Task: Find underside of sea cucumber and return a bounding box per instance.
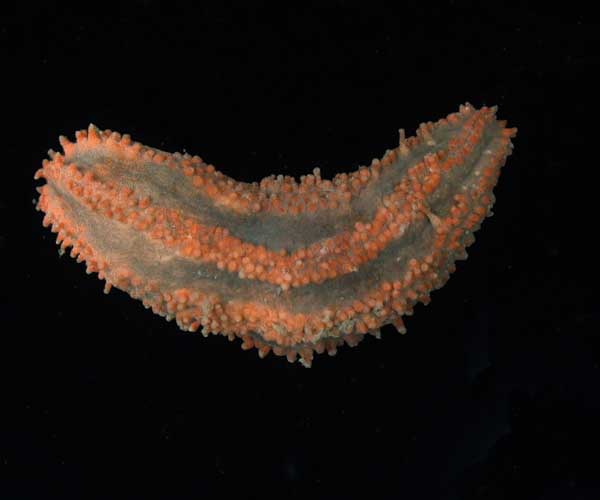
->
[35,103,516,367]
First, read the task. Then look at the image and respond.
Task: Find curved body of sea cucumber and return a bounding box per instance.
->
[35,104,516,367]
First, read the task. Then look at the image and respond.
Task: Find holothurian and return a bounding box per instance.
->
[34,104,517,367]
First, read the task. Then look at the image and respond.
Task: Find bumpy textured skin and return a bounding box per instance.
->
[35,104,516,367]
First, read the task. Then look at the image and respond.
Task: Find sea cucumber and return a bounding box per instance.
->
[34,103,516,367]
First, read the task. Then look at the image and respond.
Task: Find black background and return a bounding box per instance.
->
[2,2,599,499]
